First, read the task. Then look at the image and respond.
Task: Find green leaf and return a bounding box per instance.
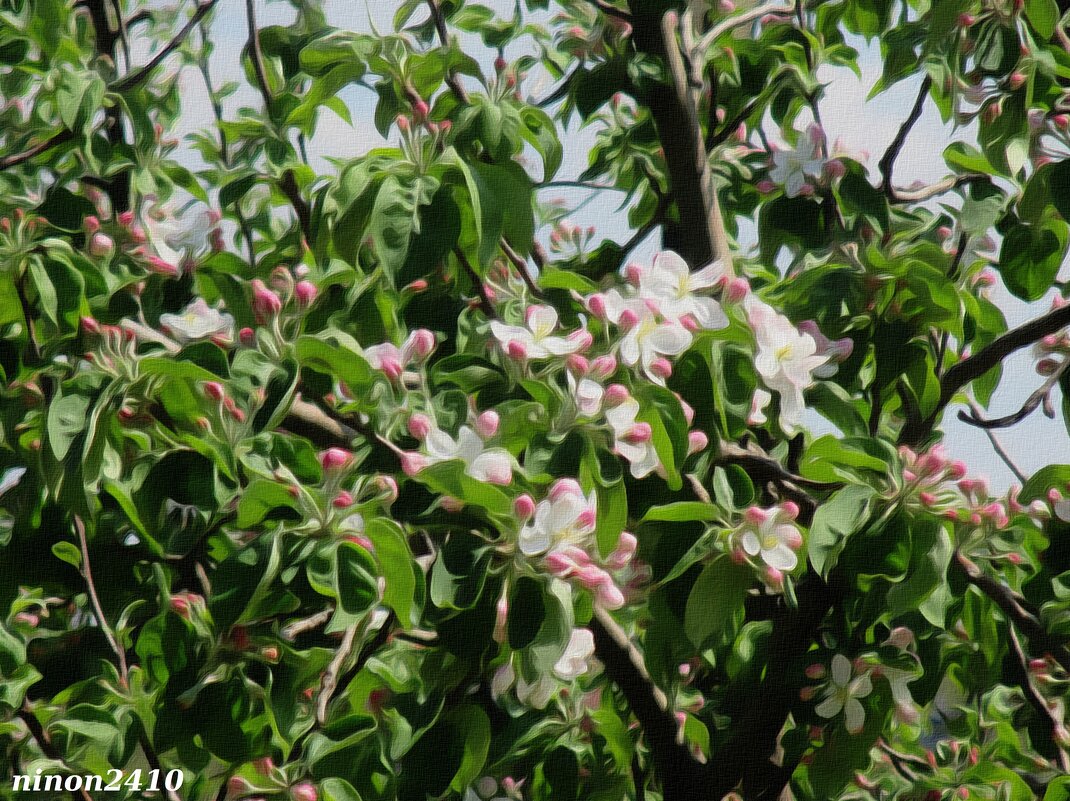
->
[236,480,301,528]
[336,542,379,616]
[809,485,877,578]
[364,518,420,627]
[640,502,719,523]
[47,392,90,461]
[447,706,491,792]
[51,540,82,569]
[1025,0,1059,38]
[683,555,752,648]
[219,174,259,208]
[1043,776,1070,801]
[1020,464,1070,504]
[998,219,1068,301]
[415,461,512,516]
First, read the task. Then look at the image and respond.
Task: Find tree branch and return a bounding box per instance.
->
[901,302,1070,446]
[889,173,989,203]
[111,0,218,92]
[581,0,632,21]
[74,516,128,688]
[1008,627,1070,773]
[243,0,274,112]
[17,703,94,801]
[878,75,932,195]
[279,169,313,243]
[424,0,470,104]
[965,401,1028,485]
[698,1,793,51]
[958,358,1070,430]
[588,607,707,801]
[316,624,358,725]
[953,551,1070,674]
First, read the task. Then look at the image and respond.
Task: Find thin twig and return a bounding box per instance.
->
[1008,627,1070,773]
[282,608,334,641]
[453,249,497,317]
[0,130,76,171]
[112,0,218,91]
[243,0,273,112]
[878,75,932,195]
[580,0,632,21]
[317,624,358,724]
[74,516,129,687]
[500,238,544,298]
[424,0,469,103]
[698,1,793,51]
[959,358,1070,430]
[965,400,1028,484]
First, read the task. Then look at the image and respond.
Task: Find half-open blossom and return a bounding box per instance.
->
[553,628,597,680]
[423,425,513,485]
[518,479,597,556]
[144,202,220,269]
[364,329,439,379]
[490,305,584,359]
[747,298,827,434]
[251,279,282,323]
[603,290,692,385]
[769,125,826,197]
[735,505,803,572]
[637,251,729,329]
[797,321,853,378]
[606,396,660,478]
[159,298,235,344]
[567,371,604,417]
[815,655,873,734]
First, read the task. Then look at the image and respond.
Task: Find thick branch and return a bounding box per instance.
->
[901,302,1070,445]
[878,75,932,195]
[279,169,313,243]
[0,130,76,171]
[698,1,793,50]
[589,607,707,801]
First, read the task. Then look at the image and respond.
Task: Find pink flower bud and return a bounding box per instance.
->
[587,293,607,319]
[743,506,768,525]
[756,180,777,193]
[319,447,352,471]
[396,115,411,132]
[568,328,594,352]
[649,358,673,379]
[624,264,643,285]
[958,12,975,26]
[623,422,652,444]
[576,507,596,529]
[413,99,430,120]
[88,232,114,256]
[375,475,398,502]
[567,354,590,375]
[408,329,436,359]
[146,255,179,277]
[764,567,784,588]
[253,757,275,776]
[825,159,846,179]
[679,662,692,677]
[202,381,226,401]
[590,354,617,378]
[550,478,584,501]
[475,410,499,438]
[595,582,626,609]
[295,280,318,307]
[919,491,937,506]
[604,384,630,406]
[291,783,318,801]
[406,278,429,293]
[399,451,427,476]
[84,215,100,233]
[606,531,637,569]
[251,279,282,323]
[1055,113,1070,129]
[118,210,135,226]
[493,593,509,643]
[618,309,639,330]
[514,494,536,520]
[506,340,527,360]
[1008,72,1026,90]
[332,491,354,509]
[805,664,826,679]
[687,430,708,455]
[80,316,101,335]
[718,0,735,11]
[799,686,817,701]
[545,551,576,576]
[407,414,432,440]
[724,277,750,303]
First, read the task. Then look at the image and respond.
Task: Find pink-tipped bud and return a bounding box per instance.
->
[494,55,508,72]
[618,309,639,330]
[718,0,735,11]
[958,12,975,26]
[399,451,428,477]
[606,531,637,569]
[332,491,354,509]
[408,328,436,359]
[550,478,584,501]
[545,551,577,576]
[118,210,135,226]
[475,409,499,438]
[291,783,318,801]
[397,114,411,132]
[80,316,101,335]
[375,475,399,502]
[799,686,817,701]
[764,566,784,588]
[506,340,527,360]
[623,422,652,444]
[380,357,404,382]
[295,280,318,307]
[919,491,937,507]
[253,757,275,776]
[780,500,800,520]
[514,494,536,520]
[724,277,750,303]
[493,593,509,643]
[1008,72,1026,90]
[319,447,352,471]
[84,215,100,233]
[202,381,226,401]
[824,159,846,180]
[805,664,826,680]
[649,358,673,380]
[88,232,114,256]
[743,506,768,525]
[587,293,607,319]
[251,279,282,323]
[679,662,692,677]
[146,255,179,277]
[590,354,617,379]
[413,99,430,120]
[406,278,429,293]
[576,507,596,530]
[604,384,630,406]
[407,414,433,440]
[624,264,643,285]
[687,430,708,455]
[567,354,590,375]
[568,328,594,352]
[596,582,626,609]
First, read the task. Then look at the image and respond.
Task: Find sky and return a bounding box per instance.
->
[136,0,1070,492]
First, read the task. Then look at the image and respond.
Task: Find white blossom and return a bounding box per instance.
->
[815,655,873,734]
[637,251,729,329]
[424,425,513,485]
[159,298,234,344]
[605,398,660,479]
[518,480,597,556]
[491,305,584,359]
[737,507,802,571]
[747,297,828,435]
[553,628,597,680]
[769,125,826,197]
